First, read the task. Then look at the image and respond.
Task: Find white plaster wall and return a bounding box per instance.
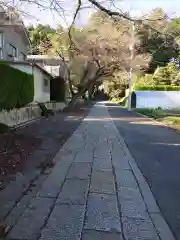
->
[33,67,51,102]
[9,63,51,102]
[9,63,33,74]
[136,91,180,109]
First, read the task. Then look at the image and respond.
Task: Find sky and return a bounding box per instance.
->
[14,0,180,27]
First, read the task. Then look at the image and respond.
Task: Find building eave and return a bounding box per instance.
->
[0,60,53,78]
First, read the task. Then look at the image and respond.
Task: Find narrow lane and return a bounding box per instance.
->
[107,103,180,240]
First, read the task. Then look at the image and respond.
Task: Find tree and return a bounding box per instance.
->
[48,9,151,104]
[28,24,56,54]
[168,18,180,39]
[5,0,180,103]
[137,8,179,72]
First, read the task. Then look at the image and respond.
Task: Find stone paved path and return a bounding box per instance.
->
[4,103,175,240]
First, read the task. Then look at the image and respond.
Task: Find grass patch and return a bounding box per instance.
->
[135,108,165,118]
[159,117,180,130]
[109,96,128,106]
[136,108,180,131]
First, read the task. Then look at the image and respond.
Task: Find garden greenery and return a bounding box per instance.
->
[0,63,34,110]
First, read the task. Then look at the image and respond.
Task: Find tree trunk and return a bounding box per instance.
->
[87,83,95,100]
[68,91,84,108]
[67,71,104,108]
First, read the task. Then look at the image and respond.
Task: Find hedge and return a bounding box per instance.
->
[133,85,180,91]
[0,63,34,110]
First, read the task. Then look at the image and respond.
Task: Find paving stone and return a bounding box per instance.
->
[0,172,32,219]
[67,162,91,179]
[5,174,47,229]
[118,187,144,202]
[111,145,131,170]
[150,213,175,240]
[82,230,124,240]
[37,159,72,197]
[115,170,138,190]
[57,179,89,204]
[8,197,55,240]
[93,157,112,172]
[74,149,94,162]
[120,198,149,219]
[85,193,121,232]
[40,204,85,240]
[118,187,148,219]
[122,217,159,240]
[94,145,111,159]
[90,171,115,194]
[113,159,131,171]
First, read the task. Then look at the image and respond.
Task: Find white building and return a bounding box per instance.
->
[0,6,30,60]
[0,6,55,103]
[8,61,52,102]
[27,55,66,77]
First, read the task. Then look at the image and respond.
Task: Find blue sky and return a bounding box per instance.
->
[21,0,180,27]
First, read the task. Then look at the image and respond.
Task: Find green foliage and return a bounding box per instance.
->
[166,62,178,80]
[119,96,128,106]
[133,85,180,91]
[152,62,180,85]
[136,108,165,118]
[28,24,56,54]
[0,63,34,110]
[109,96,128,106]
[174,72,180,85]
[133,74,155,86]
[168,18,180,38]
[136,108,180,130]
[137,8,179,72]
[152,66,171,85]
[161,116,180,125]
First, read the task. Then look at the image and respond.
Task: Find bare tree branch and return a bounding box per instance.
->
[88,0,136,22]
[68,0,82,57]
[87,0,175,39]
[56,50,74,95]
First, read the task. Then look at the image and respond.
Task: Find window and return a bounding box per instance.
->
[44,78,48,87]
[0,32,4,59]
[19,52,26,61]
[7,44,17,59]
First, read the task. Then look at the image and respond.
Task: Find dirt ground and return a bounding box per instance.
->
[0,103,92,191]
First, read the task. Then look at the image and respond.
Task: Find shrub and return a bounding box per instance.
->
[0,63,34,110]
[119,96,128,106]
[0,123,10,134]
[136,108,165,118]
[133,85,180,91]
[133,74,155,87]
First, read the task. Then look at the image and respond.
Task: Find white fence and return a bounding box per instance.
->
[0,102,66,127]
[135,91,180,109]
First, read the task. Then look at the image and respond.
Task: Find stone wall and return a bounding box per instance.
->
[0,102,66,127]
